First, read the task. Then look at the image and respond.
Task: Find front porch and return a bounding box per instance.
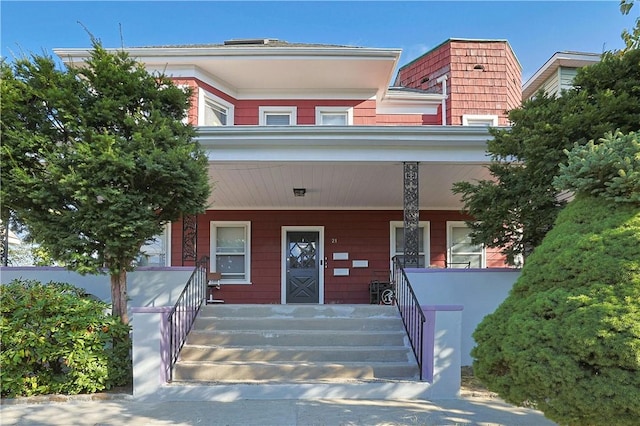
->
[0,265,519,400]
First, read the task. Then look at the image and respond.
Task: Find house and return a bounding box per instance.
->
[55,38,522,306]
[522,51,600,101]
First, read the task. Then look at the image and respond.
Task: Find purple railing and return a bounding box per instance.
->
[167,256,209,381]
[391,256,427,380]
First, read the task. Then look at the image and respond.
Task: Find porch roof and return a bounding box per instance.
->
[197,125,495,210]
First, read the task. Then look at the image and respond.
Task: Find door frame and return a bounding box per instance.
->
[281,226,325,304]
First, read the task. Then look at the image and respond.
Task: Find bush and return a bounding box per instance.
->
[471,196,640,425]
[0,279,131,397]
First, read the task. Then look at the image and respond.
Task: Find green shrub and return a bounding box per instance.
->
[472,196,640,425]
[0,279,131,397]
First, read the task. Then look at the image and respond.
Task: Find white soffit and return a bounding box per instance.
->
[205,161,492,210]
[54,46,401,100]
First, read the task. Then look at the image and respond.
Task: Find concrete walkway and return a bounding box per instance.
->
[1,395,556,425]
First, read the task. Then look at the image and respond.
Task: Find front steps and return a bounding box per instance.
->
[158,304,433,400]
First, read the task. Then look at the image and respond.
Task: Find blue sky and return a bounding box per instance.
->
[1,1,637,82]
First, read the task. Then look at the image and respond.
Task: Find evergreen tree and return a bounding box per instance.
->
[1,40,210,323]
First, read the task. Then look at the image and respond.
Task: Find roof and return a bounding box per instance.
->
[54,41,402,100]
[522,51,601,100]
[138,38,364,49]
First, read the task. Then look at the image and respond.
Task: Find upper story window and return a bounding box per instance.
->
[259,106,297,126]
[315,107,353,125]
[462,114,498,127]
[199,90,234,126]
[390,221,430,268]
[446,221,485,268]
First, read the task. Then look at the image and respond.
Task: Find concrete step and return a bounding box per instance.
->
[186,330,407,347]
[156,381,434,401]
[174,304,419,384]
[198,304,398,319]
[173,361,419,382]
[179,345,414,363]
[193,316,404,332]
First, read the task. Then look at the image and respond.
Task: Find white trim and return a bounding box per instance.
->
[389,221,430,268]
[259,106,298,126]
[315,106,353,125]
[197,125,494,163]
[210,221,252,284]
[165,223,172,267]
[198,89,235,126]
[462,114,498,127]
[281,226,325,304]
[446,221,486,268]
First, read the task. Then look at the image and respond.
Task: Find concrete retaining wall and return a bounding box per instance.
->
[407,268,519,365]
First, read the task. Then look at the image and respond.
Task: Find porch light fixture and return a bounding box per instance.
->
[293,188,306,197]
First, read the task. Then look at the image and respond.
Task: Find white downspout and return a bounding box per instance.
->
[436,75,448,125]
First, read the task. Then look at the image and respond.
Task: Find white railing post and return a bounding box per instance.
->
[131,306,172,399]
[422,305,463,398]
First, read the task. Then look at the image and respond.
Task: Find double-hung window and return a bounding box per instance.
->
[211,221,251,283]
[199,91,234,126]
[315,107,353,125]
[390,221,429,268]
[259,106,297,126]
[447,221,485,268]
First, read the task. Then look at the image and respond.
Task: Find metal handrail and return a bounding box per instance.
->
[391,256,427,380]
[167,256,209,381]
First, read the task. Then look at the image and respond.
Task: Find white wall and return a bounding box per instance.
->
[407,269,519,365]
[0,267,194,308]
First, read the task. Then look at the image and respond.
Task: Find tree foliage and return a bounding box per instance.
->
[453,47,640,265]
[472,128,640,425]
[0,40,210,323]
[554,131,640,203]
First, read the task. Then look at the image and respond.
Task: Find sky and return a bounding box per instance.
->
[1,1,638,83]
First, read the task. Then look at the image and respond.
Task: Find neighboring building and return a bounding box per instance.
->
[522,51,600,101]
[55,38,522,305]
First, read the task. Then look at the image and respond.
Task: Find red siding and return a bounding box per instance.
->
[396,40,521,126]
[171,210,509,304]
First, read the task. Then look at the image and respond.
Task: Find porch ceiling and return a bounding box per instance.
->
[206,161,492,210]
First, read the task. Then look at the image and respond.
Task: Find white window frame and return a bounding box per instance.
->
[462,114,498,126]
[446,221,486,268]
[259,106,297,126]
[390,221,430,268]
[198,90,234,126]
[210,221,251,284]
[138,223,172,267]
[315,106,353,125]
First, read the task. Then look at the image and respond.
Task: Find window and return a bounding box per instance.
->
[462,114,498,127]
[315,107,353,125]
[447,221,485,268]
[199,91,234,126]
[204,100,227,126]
[259,106,297,126]
[138,224,171,266]
[390,221,430,267]
[211,222,251,283]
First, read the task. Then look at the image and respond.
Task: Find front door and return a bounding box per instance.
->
[285,231,320,303]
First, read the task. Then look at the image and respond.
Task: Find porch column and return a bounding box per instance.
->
[403,162,420,268]
[182,214,198,265]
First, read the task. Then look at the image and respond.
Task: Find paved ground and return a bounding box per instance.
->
[1,394,556,425]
